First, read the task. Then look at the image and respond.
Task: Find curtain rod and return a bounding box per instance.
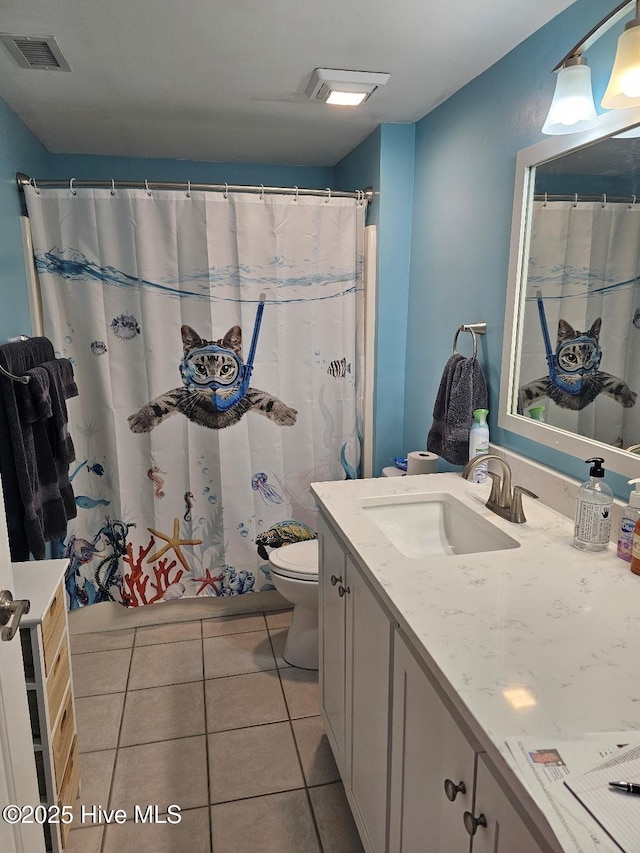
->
[534,192,640,205]
[16,172,373,203]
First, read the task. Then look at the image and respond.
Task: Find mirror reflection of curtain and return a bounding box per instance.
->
[23,186,365,610]
[519,200,640,448]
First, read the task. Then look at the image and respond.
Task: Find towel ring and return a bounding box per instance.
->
[452,326,478,360]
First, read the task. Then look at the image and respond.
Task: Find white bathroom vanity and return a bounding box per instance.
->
[311,471,638,853]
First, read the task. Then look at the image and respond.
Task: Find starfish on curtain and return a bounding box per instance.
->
[192,567,225,596]
[146,517,203,573]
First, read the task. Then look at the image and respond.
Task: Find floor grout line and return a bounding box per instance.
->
[199,618,214,852]
[97,632,135,853]
[70,607,352,853]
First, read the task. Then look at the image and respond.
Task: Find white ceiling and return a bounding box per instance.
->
[0,0,577,167]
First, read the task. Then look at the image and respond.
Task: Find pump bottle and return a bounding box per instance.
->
[573,458,613,552]
[630,516,640,576]
[468,408,489,484]
[617,479,640,562]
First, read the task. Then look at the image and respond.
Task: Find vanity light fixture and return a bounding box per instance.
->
[541,56,598,134]
[305,68,390,106]
[542,0,638,135]
[602,2,640,107]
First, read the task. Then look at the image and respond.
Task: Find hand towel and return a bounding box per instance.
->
[427,354,488,465]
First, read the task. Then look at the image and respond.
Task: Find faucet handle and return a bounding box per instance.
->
[486,471,501,505]
[511,485,538,524]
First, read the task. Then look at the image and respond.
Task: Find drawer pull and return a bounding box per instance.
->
[444,778,466,801]
[463,810,487,836]
[338,584,350,597]
[330,574,342,586]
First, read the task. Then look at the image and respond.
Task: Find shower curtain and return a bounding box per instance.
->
[520,200,640,447]
[23,186,365,609]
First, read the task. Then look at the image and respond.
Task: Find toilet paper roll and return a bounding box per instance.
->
[407,451,439,475]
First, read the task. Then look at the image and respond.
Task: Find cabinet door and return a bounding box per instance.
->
[389,632,475,853]
[318,518,348,771]
[470,754,545,853]
[347,555,392,853]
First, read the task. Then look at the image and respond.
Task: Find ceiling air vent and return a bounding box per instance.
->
[0,34,71,71]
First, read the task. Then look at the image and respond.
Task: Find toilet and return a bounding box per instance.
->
[267,470,400,670]
[268,539,319,670]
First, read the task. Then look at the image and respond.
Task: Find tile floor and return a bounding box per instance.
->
[66,609,365,853]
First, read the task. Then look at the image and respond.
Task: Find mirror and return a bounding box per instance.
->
[499,107,640,479]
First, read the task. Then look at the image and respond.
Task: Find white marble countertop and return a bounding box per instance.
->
[311,472,640,849]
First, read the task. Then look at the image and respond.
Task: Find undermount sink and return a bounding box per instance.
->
[361,492,520,559]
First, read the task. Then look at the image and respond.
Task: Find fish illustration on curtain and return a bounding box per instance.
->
[128,300,297,432]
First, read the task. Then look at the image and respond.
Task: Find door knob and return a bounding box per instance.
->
[0,590,31,642]
[330,574,342,586]
[443,778,466,801]
[338,584,350,597]
[463,810,487,836]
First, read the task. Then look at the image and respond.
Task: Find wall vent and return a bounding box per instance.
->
[0,34,71,71]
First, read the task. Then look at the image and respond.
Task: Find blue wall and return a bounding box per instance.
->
[336,124,415,474]
[0,99,51,341]
[49,153,333,190]
[403,0,632,495]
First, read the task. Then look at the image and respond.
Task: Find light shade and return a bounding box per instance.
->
[601,20,640,109]
[542,61,598,135]
[305,68,390,106]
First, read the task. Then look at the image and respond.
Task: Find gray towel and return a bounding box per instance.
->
[0,337,56,559]
[427,354,488,465]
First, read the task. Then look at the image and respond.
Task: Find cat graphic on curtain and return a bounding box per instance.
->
[519,317,637,412]
[128,323,297,432]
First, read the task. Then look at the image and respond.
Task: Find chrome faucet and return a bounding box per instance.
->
[462,454,538,523]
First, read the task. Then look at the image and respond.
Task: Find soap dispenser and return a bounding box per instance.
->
[573,457,614,552]
[617,479,640,562]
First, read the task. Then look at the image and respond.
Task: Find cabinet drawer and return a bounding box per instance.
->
[42,584,66,677]
[52,690,75,789]
[58,738,80,848]
[46,640,71,727]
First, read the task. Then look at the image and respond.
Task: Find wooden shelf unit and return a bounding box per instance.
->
[13,560,80,852]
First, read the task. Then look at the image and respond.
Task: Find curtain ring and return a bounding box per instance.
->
[70,178,77,196]
[629,195,637,210]
[29,177,40,195]
[224,182,229,199]
[601,193,607,208]
[145,179,152,196]
[186,180,191,198]
[110,179,116,196]
[260,185,265,201]
[543,192,548,207]
[293,186,298,203]
[573,193,578,207]
[325,187,331,203]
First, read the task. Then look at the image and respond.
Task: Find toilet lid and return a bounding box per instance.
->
[268,540,318,581]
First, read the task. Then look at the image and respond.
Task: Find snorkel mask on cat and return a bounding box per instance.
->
[536,291,602,395]
[180,294,266,411]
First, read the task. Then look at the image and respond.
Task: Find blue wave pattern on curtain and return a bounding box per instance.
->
[24,187,365,609]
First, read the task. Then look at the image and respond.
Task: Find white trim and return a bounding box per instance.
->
[498,107,640,480]
[19,217,43,337]
[362,225,377,479]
